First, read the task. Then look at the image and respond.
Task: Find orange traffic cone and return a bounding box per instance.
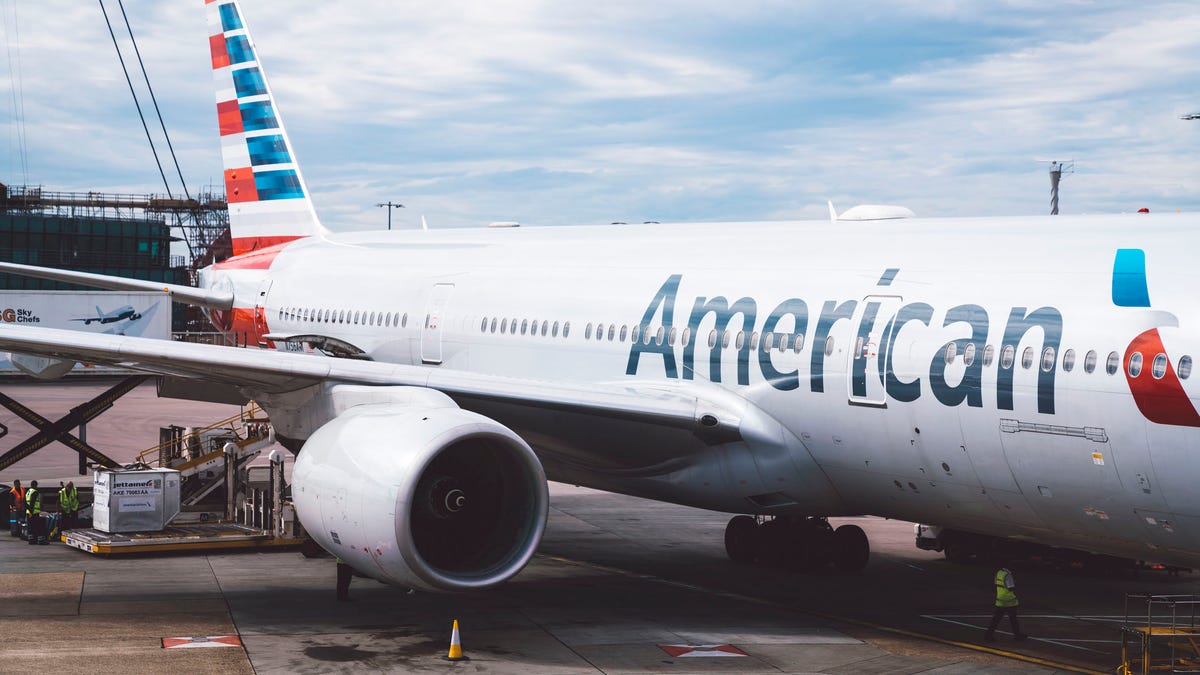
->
[446,619,468,661]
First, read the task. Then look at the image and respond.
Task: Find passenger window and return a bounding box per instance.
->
[762,333,774,351]
[354,311,361,325]
[500,318,508,334]
[490,318,497,333]
[1062,348,1075,372]
[541,321,549,337]
[983,344,994,367]
[1180,355,1193,380]
[721,330,730,348]
[630,325,640,343]
[964,343,976,366]
[530,320,539,335]
[620,325,628,342]
[1084,349,1097,373]
[339,310,346,324]
[1000,344,1015,369]
[585,323,592,339]
[595,323,603,340]
[402,313,408,328]
[708,330,717,348]
[1152,353,1167,379]
[607,324,615,341]
[735,331,745,350]
[1128,352,1143,378]
[668,327,677,345]
[779,334,790,351]
[521,319,529,335]
[552,321,560,338]
[1106,351,1119,375]
[656,326,665,345]
[368,311,375,325]
[563,321,570,338]
[681,327,691,347]
[750,332,759,350]
[1041,346,1055,372]
[824,336,834,356]
[481,318,489,332]
[944,342,957,364]
[794,333,804,353]
[1021,346,1034,370]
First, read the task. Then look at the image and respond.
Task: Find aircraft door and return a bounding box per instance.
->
[253,279,273,347]
[420,283,455,364]
[847,295,902,407]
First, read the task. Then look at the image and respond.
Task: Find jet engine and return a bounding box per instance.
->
[292,402,548,592]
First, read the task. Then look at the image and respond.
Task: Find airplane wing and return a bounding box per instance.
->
[0,261,234,310]
[0,323,741,441]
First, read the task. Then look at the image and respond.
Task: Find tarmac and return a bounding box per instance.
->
[3,379,1198,674]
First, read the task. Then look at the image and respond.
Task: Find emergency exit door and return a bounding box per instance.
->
[420,283,455,364]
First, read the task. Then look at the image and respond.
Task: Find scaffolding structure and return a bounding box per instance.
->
[0,183,231,271]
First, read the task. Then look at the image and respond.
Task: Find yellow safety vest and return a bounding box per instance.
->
[60,487,79,513]
[26,488,41,516]
[994,568,1018,607]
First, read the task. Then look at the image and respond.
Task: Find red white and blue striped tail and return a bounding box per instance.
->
[206,0,328,257]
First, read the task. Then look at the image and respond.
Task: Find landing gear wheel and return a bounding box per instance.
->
[724,515,758,563]
[833,524,870,573]
[755,518,791,567]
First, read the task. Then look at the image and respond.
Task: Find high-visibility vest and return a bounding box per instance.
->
[8,486,23,510]
[26,488,41,516]
[994,568,1018,607]
[59,487,79,514]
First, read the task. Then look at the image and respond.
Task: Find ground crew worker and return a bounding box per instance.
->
[26,480,46,545]
[59,481,79,532]
[985,564,1027,641]
[336,557,352,601]
[8,480,24,537]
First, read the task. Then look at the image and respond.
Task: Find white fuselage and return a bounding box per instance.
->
[206,213,1200,565]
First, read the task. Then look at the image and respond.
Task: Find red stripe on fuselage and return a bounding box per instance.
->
[1125,328,1200,427]
[228,236,304,260]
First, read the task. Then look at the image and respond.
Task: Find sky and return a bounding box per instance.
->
[2,1,1199,234]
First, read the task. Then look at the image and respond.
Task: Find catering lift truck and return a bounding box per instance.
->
[63,405,308,555]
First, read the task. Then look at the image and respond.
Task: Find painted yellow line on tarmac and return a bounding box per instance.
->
[537,554,1106,675]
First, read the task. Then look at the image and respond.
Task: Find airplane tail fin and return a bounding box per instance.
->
[96,305,103,318]
[206,0,328,256]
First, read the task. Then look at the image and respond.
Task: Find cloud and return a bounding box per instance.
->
[2,0,1198,237]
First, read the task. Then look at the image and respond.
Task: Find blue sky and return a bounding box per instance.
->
[3,1,1199,233]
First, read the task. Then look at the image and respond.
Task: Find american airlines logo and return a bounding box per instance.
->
[625,270,1200,428]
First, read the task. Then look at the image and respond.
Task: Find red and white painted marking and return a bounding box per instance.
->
[658,644,748,658]
[162,635,243,649]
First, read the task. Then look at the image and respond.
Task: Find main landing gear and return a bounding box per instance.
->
[724,515,870,574]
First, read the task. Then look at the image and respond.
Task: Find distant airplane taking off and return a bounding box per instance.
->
[69,305,143,326]
[2,1,1200,593]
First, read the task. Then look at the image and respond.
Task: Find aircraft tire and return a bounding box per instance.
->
[833,524,870,573]
[724,515,758,563]
[755,518,790,567]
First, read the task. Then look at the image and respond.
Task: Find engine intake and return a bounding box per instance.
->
[292,403,548,591]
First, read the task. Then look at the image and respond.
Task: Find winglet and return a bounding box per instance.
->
[827,201,838,222]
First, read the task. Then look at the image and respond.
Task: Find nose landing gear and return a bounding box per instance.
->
[724,515,870,574]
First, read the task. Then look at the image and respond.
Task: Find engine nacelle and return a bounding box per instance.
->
[292,403,548,592]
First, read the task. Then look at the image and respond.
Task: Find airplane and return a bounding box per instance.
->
[69,305,143,326]
[2,0,1200,592]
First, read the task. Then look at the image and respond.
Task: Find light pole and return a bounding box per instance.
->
[375,201,405,230]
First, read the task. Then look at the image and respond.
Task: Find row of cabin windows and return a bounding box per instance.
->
[287,306,1195,383]
[481,317,572,338]
[922,339,1193,380]
[279,306,409,329]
